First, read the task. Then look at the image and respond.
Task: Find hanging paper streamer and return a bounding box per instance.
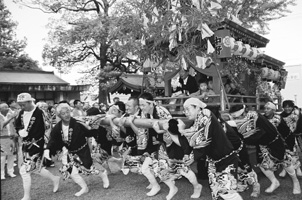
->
[142,13,149,29]
[196,56,207,69]
[198,23,214,39]
[207,39,215,54]
[209,1,222,16]
[141,35,146,46]
[192,0,201,10]
[152,7,159,23]
[229,14,243,25]
[169,24,178,51]
[181,56,188,70]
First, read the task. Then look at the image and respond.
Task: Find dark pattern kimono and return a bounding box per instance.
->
[137,105,172,154]
[267,114,300,169]
[120,114,138,156]
[15,107,46,172]
[222,121,258,192]
[281,108,302,150]
[47,117,98,179]
[235,111,286,171]
[122,106,172,175]
[183,109,239,200]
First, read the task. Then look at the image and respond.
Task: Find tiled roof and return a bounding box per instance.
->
[0,71,69,85]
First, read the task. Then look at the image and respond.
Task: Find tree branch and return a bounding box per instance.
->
[50,6,98,13]
[18,3,54,13]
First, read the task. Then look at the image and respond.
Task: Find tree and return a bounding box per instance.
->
[124,0,296,60]
[0,1,40,71]
[16,0,296,102]
[16,0,143,103]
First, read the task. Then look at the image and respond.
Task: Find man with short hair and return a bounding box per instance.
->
[72,100,86,117]
[113,97,120,104]
[230,103,301,195]
[263,101,301,194]
[181,98,242,200]
[176,68,199,95]
[119,97,140,156]
[45,103,109,197]
[15,93,60,200]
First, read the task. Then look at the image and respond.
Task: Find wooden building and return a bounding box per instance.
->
[0,70,89,104]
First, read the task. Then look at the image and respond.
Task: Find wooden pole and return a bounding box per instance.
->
[97,117,193,130]
[213,59,230,111]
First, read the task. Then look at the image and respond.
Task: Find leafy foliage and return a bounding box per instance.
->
[0,1,40,71]
[14,0,296,102]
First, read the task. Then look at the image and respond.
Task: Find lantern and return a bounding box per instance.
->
[257,49,264,56]
[272,71,281,81]
[242,44,252,57]
[261,67,269,78]
[229,37,235,49]
[267,69,275,80]
[250,47,258,59]
[233,41,243,55]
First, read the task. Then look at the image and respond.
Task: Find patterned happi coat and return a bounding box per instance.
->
[235,111,286,171]
[267,113,300,169]
[183,109,239,200]
[136,105,172,154]
[15,107,49,172]
[281,108,302,150]
[47,117,101,179]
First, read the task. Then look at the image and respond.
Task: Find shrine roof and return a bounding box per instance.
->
[0,71,69,85]
[256,54,286,70]
[211,18,270,48]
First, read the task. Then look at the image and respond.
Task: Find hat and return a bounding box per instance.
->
[17,93,35,102]
[184,98,207,109]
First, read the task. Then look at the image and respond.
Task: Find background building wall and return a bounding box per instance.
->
[281,64,302,107]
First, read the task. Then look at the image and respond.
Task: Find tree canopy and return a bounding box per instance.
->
[0,1,39,71]
[14,0,296,102]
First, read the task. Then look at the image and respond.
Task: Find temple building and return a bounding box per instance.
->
[0,70,89,104]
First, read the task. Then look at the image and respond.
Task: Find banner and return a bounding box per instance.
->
[214,29,232,58]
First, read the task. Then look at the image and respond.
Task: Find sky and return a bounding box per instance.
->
[3,0,302,85]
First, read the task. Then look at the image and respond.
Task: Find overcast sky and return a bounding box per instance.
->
[3,0,302,84]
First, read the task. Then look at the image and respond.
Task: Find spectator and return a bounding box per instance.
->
[192,81,215,100]
[175,68,199,95]
[92,102,100,110]
[113,97,120,104]
[100,103,107,114]
[36,102,48,112]
[0,103,18,180]
[72,100,86,117]
[83,102,91,112]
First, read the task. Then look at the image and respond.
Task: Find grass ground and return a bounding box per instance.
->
[1,160,302,200]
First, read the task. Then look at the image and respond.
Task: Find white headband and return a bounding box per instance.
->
[230,105,246,118]
[265,102,276,110]
[139,98,155,105]
[183,98,207,109]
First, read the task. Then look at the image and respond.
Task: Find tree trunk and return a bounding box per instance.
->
[98,49,108,104]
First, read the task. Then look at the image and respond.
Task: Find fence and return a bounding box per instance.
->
[154,94,280,116]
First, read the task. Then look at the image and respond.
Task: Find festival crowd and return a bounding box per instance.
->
[0,88,302,200]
